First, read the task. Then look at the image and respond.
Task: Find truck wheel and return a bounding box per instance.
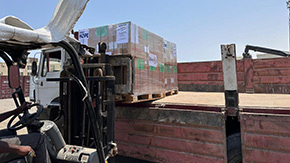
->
[227,133,242,163]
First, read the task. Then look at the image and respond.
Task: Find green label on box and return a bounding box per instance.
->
[96,26,108,37]
[150,66,156,71]
[143,30,149,40]
[137,59,145,70]
[166,65,171,73]
[160,64,164,72]
[174,66,177,73]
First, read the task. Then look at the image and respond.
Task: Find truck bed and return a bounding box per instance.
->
[115,91,290,163]
[153,91,290,108]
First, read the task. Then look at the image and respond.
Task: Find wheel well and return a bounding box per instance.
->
[51,97,60,104]
[49,107,60,120]
[48,97,60,121]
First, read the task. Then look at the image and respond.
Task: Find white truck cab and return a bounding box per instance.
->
[30,47,66,119]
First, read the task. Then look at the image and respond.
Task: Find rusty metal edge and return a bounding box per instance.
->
[242,108,290,115]
[116,102,222,113]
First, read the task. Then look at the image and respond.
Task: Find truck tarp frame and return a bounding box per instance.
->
[0,0,89,43]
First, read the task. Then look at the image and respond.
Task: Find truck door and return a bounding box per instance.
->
[35,48,64,108]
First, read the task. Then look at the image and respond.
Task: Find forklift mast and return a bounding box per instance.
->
[46,41,116,163]
[56,42,116,161]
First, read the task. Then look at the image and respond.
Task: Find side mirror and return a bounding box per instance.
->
[8,64,20,89]
[31,61,37,76]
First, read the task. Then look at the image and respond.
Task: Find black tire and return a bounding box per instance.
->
[227,133,242,163]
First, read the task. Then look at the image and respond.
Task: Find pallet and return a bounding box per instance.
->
[165,90,178,96]
[122,92,165,104]
[121,90,178,103]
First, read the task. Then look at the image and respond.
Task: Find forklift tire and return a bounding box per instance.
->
[227,133,242,163]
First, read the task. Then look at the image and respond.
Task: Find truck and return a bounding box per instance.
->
[113,44,290,163]
[30,47,66,120]
[30,42,290,163]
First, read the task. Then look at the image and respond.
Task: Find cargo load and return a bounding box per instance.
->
[78,22,178,102]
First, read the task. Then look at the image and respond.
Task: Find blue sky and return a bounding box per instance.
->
[0,0,289,62]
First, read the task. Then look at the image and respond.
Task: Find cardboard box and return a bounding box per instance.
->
[78,22,177,96]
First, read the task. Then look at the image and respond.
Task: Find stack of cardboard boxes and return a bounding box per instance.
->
[164,40,178,92]
[78,22,177,99]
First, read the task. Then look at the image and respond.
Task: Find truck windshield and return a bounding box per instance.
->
[41,51,61,77]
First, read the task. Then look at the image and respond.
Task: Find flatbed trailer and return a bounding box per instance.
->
[115,91,290,163]
[114,44,290,163]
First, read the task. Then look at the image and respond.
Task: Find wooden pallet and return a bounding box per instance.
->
[165,90,178,96]
[121,90,178,103]
[122,92,165,103]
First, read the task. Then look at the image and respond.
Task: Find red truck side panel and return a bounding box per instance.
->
[177,61,245,92]
[178,57,290,94]
[240,112,290,163]
[115,106,227,163]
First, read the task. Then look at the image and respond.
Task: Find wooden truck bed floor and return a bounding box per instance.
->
[153,91,290,108]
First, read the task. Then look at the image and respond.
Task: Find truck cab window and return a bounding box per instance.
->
[41,51,62,77]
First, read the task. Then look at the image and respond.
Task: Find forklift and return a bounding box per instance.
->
[0,40,117,163]
[0,0,117,162]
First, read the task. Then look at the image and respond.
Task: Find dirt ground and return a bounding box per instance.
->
[0,98,28,135]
